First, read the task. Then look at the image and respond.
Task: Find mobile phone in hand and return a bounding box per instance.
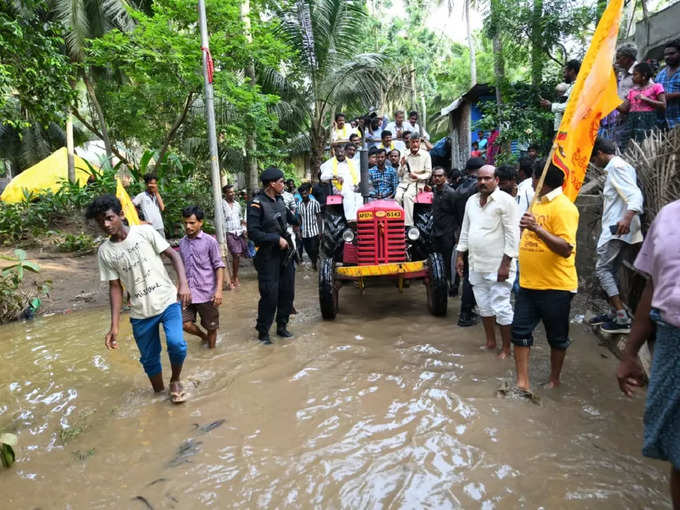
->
[609,224,619,234]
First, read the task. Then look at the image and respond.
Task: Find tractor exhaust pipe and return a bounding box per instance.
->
[359,137,370,204]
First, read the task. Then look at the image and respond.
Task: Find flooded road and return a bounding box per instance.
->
[0,266,670,508]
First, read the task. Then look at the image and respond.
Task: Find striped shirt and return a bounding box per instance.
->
[656,66,680,128]
[298,199,321,238]
[222,199,244,235]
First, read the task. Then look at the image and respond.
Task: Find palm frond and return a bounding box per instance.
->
[53,0,90,60]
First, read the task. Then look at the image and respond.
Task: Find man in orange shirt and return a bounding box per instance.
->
[512,161,579,392]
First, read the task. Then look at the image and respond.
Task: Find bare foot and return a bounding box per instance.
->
[497,349,511,359]
[233,278,241,287]
[480,343,497,351]
[543,380,560,389]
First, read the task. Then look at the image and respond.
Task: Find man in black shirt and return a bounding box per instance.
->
[247,167,300,344]
[453,157,484,327]
[431,167,462,294]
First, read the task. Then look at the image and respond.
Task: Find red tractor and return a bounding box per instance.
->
[318,191,448,320]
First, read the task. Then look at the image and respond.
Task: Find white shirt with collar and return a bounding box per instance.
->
[456,187,520,274]
[617,61,638,100]
[516,177,535,216]
[598,155,644,248]
[385,120,406,138]
[405,121,429,140]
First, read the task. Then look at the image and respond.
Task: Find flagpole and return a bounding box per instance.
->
[198,0,231,286]
[527,143,557,212]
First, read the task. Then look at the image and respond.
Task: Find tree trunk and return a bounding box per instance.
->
[66,110,75,183]
[490,0,505,109]
[82,72,113,163]
[309,127,325,179]
[465,0,477,86]
[410,66,417,111]
[155,92,195,171]
[241,0,259,193]
[530,0,543,89]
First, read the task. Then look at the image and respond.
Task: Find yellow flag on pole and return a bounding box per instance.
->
[115,178,141,226]
[553,0,624,201]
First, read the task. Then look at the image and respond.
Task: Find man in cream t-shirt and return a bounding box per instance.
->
[86,194,191,404]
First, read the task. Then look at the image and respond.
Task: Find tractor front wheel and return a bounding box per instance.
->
[319,258,338,320]
[426,252,448,316]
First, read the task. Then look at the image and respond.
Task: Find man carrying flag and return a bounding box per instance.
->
[511,0,625,393]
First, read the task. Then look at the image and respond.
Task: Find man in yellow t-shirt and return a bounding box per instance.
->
[512,161,579,393]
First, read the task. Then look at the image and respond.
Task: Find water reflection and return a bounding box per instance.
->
[0,271,671,508]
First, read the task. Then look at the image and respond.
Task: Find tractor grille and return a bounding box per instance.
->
[357,217,405,265]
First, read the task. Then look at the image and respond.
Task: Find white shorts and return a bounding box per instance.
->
[469,271,514,325]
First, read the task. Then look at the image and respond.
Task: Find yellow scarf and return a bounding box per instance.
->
[334,124,349,140]
[332,158,358,191]
[379,141,395,150]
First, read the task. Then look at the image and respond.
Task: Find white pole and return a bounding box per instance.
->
[198,0,227,259]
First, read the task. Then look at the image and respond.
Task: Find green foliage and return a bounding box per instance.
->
[55,233,96,253]
[0,432,17,468]
[86,0,288,178]
[0,249,50,324]
[475,84,556,162]
[0,4,76,129]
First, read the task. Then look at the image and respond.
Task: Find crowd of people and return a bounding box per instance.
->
[81,37,680,507]
[598,39,680,150]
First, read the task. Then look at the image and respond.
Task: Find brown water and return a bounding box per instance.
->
[0,268,670,508]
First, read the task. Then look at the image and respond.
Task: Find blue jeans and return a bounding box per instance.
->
[511,288,574,350]
[130,302,186,377]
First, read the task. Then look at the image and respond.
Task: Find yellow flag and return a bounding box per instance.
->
[553,0,623,201]
[115,178,141,226]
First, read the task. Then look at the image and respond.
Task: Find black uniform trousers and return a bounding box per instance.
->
[460,256,476,314]
[254,251,295,334]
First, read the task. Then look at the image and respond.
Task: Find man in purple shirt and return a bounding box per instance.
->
[179,205,225,349]
[617,199,680,506]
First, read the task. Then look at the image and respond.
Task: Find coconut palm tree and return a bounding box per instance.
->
[261,0,386,176]
[51,0,137,165]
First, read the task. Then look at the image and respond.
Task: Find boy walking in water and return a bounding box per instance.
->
[87,194,191,404]
[179,206,225,349]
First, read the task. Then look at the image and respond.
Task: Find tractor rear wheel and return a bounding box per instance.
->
[319,258,338,320]
[321,206,347,261]
[413,204,433,260]
[426,252,448,316]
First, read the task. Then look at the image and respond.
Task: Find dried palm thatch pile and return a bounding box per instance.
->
[623,127,680,229]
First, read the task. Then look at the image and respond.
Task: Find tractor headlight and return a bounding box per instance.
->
[342,228,355,243]
[407,227,420,242]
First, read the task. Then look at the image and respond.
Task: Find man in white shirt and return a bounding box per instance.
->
[345,142,360,166]
[133,173,166,238]
[87,194,191,403]
[589,137,644,334]
[396,138,432,226]
[330,113,357,144]
[405,111,429,140]
[456,165,520,358]
[378,130,406,154]
[319,143,361,221]
[540,60,581,131]
[516,157,535,216]
[386,110,407,140]
[222,184,247,288]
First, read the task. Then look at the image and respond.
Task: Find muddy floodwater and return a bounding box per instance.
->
[0,268,670,508]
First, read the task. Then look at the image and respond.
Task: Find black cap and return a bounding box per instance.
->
[260,167,284,184]
[465,157,485,171]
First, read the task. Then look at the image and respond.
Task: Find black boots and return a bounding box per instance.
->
[276,327,293,338]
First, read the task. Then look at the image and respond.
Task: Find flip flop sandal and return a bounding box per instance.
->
[496,380,541,405]
[169,384,187,404]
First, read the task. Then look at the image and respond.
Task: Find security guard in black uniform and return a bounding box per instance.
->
[247,167,299,344]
